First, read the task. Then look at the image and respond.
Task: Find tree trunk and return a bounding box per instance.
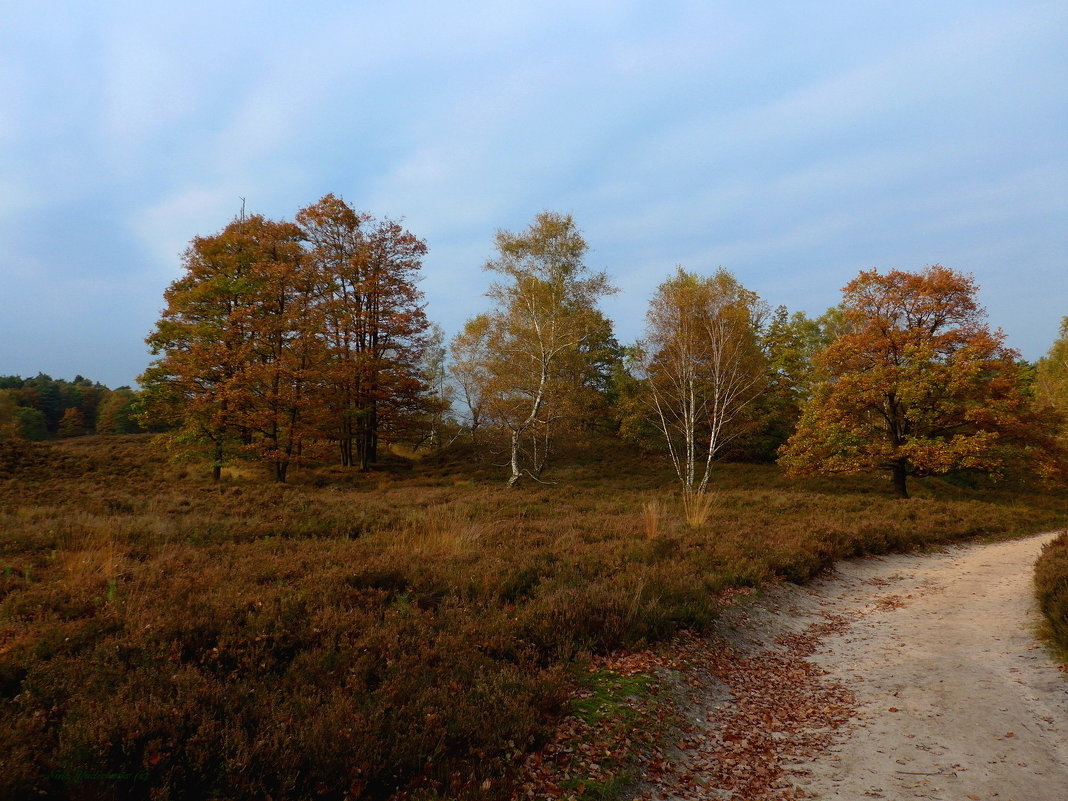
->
[212,440,223,482]
[891,461,909,499]
[507,428,522,488]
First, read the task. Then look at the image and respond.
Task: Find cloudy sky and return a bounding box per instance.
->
[2,0,1065,388]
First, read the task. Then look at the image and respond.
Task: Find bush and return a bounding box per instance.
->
[1035,531,1068,651]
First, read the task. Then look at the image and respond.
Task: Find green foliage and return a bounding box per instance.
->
[0,374,114,438]
[570,669,653,724]
[14,406,48,441]
[1035,317,1068,445]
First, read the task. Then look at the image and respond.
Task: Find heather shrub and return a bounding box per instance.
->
[0,435,1063,799]
[1035,531,1068,650]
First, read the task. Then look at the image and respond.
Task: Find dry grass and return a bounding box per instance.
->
[681,488,717,527]
[641,498,664,539]
[0,434,1064,801]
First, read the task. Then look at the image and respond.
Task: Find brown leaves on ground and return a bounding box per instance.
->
[875,593,910,610]
[515,613,858,801]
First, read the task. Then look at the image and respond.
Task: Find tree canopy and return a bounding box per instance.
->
[632,267,767,502]
[141,197,431,481]
[1035,317,1068,446]
[452,212,617,486]
[780,265,1056,497]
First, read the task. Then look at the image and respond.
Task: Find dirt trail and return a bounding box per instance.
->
[641,530,1068,801]
[754,531,1068,800]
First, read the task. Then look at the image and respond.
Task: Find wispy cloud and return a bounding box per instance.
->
[0,1,1064,386]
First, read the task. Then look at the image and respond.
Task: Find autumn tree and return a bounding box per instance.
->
[0,390,18,440]
[1035,317,1068,445]
[456,212,616,486]
[96,388,142,434]
[634,268,768,504]
[142,213,319,481]
[780,265,1050,498]
[296,195,430,470]
[57,407,85,438]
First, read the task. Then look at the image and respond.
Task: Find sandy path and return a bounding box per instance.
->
[731,530,1068,801]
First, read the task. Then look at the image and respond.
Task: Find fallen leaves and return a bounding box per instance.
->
[513,610,860,801]
[876,594,908,610]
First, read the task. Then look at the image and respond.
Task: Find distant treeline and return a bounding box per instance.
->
[0,374,143,441]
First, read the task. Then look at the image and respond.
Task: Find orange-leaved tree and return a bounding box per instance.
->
[296,195,431,470]
[142,214,321,481]
[780,265,1055,498]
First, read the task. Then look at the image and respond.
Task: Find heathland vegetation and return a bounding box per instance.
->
[2,200,1067,800]
[1,435,1064,800]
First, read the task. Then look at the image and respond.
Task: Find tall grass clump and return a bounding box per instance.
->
[680,489,717,527]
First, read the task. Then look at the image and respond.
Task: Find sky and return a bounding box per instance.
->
[1,0,1065,389]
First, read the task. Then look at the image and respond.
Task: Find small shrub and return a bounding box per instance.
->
[1035,531,1068,651]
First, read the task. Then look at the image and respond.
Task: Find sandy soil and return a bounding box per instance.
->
[713,530,1068,801]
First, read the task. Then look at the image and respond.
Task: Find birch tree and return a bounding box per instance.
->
[638,268,767,505]
[457,212,615,486]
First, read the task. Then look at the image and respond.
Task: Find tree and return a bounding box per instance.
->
[416,323,456,449]
[142,213,319,482]
[747,305,848,460]
[143,199,434,481]
[0,390,19,440]
[456,212,616,486]
[296,195,431,469]
[1035,317,1068,445]
[780,265,1052,498]
[57,407,85,438]
[13,407,48,441]
[449,315,492,444]
[634,267,768,503]
[96,388,143,434]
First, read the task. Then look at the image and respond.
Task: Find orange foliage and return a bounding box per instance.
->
[141,199,431,481]
[780,265,1061,497]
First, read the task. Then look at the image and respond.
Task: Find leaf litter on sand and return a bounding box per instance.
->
[514,592,860,801]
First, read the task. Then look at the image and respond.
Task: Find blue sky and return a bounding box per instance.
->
[1,1,1065,388]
